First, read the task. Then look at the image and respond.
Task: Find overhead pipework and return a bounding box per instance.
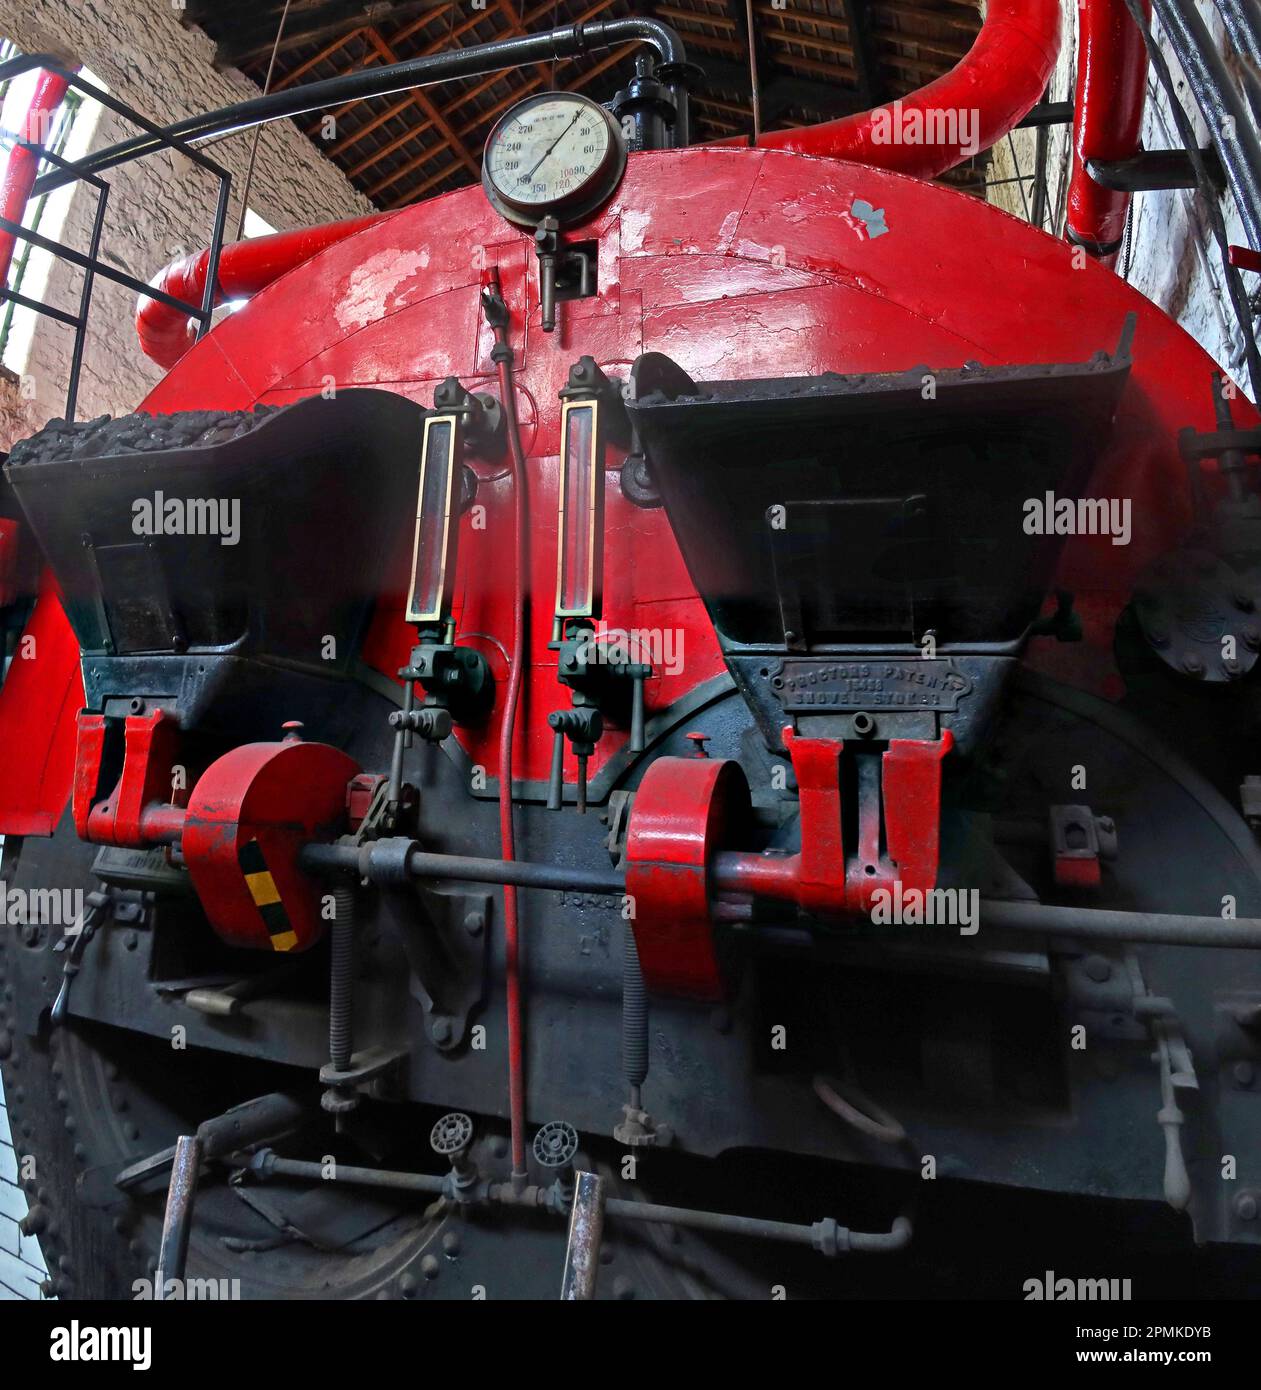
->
[712,0,1062,177]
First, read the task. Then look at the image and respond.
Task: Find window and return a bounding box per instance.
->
[0,43,106,375]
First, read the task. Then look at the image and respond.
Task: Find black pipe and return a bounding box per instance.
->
[252,1152,447,1195]
[1122,0,1261,395]
[1150,0,1261,254]
[34,20,694,195]
[602,1198,912,1254]
[241,1148,909,1256]
[1210,0,1261,132]
[1087,149,1221,193]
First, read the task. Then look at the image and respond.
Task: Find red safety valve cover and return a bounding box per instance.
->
[625,754,753,1001]
[182,738,361,952]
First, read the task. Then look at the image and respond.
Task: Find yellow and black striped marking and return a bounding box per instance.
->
[239,838,298,952]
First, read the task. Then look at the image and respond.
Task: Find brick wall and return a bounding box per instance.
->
[0,0,375,446]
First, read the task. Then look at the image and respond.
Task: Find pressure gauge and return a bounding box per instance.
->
[482,92,627,228]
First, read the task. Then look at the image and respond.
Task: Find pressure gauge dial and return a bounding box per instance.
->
[482,92,626,228]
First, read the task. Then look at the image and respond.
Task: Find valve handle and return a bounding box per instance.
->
[547,725,566,811]
[547,708,604,813]
[533,1120,579,1170]
[430,1111,474,1158]
[630,668,646,753]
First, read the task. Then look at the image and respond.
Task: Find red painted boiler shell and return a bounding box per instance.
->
[2,147,1253,829]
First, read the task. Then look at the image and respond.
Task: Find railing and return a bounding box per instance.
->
[0,54,231,422]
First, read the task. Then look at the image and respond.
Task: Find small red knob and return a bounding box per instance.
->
[686,732,711,758]
[281,721,304,743]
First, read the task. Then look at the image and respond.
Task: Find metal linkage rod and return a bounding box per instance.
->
[300,839,626,895]
[981,901,1261,948]
[302,837,1261,948]
[34,19,693,194]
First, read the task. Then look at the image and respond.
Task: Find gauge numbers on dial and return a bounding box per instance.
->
[482,92,626,228]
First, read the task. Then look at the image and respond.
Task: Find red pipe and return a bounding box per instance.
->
[483,268,530,1188]
[1066,0,1151,265]
[714,0,1061,178]
[135,211,394,369]
[0,68,71,287]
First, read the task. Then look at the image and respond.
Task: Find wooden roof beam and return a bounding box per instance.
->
[220,2,449,70]
[364,27,480,178]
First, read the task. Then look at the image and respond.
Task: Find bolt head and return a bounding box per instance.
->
[1083,955,1112,983]
[321,1086,359,1115]
[18,1205,47,1236]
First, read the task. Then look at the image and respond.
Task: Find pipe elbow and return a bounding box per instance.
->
[135,249,209,371]
[713,0,1062,178]
[1067,0,1152,262]
[134,212,393,371]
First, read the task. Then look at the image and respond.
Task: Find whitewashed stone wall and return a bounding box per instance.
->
[988,0,1254,393]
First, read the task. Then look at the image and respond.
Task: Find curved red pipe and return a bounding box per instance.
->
[1066,0,1151,264]
[714,0,1061,178]
[0,68,71,287]
[135,211,393,369]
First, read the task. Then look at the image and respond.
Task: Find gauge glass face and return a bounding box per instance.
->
[486,97,611,209]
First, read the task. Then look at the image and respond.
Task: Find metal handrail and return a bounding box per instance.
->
[0,55,231,421]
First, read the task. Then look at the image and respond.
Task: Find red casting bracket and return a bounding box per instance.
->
[716,727,955,916]
[72,708,185,846]
[626,727,955,999]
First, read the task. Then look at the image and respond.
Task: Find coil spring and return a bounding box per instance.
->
[329,884,356,1071]
[622,921,648,1094]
